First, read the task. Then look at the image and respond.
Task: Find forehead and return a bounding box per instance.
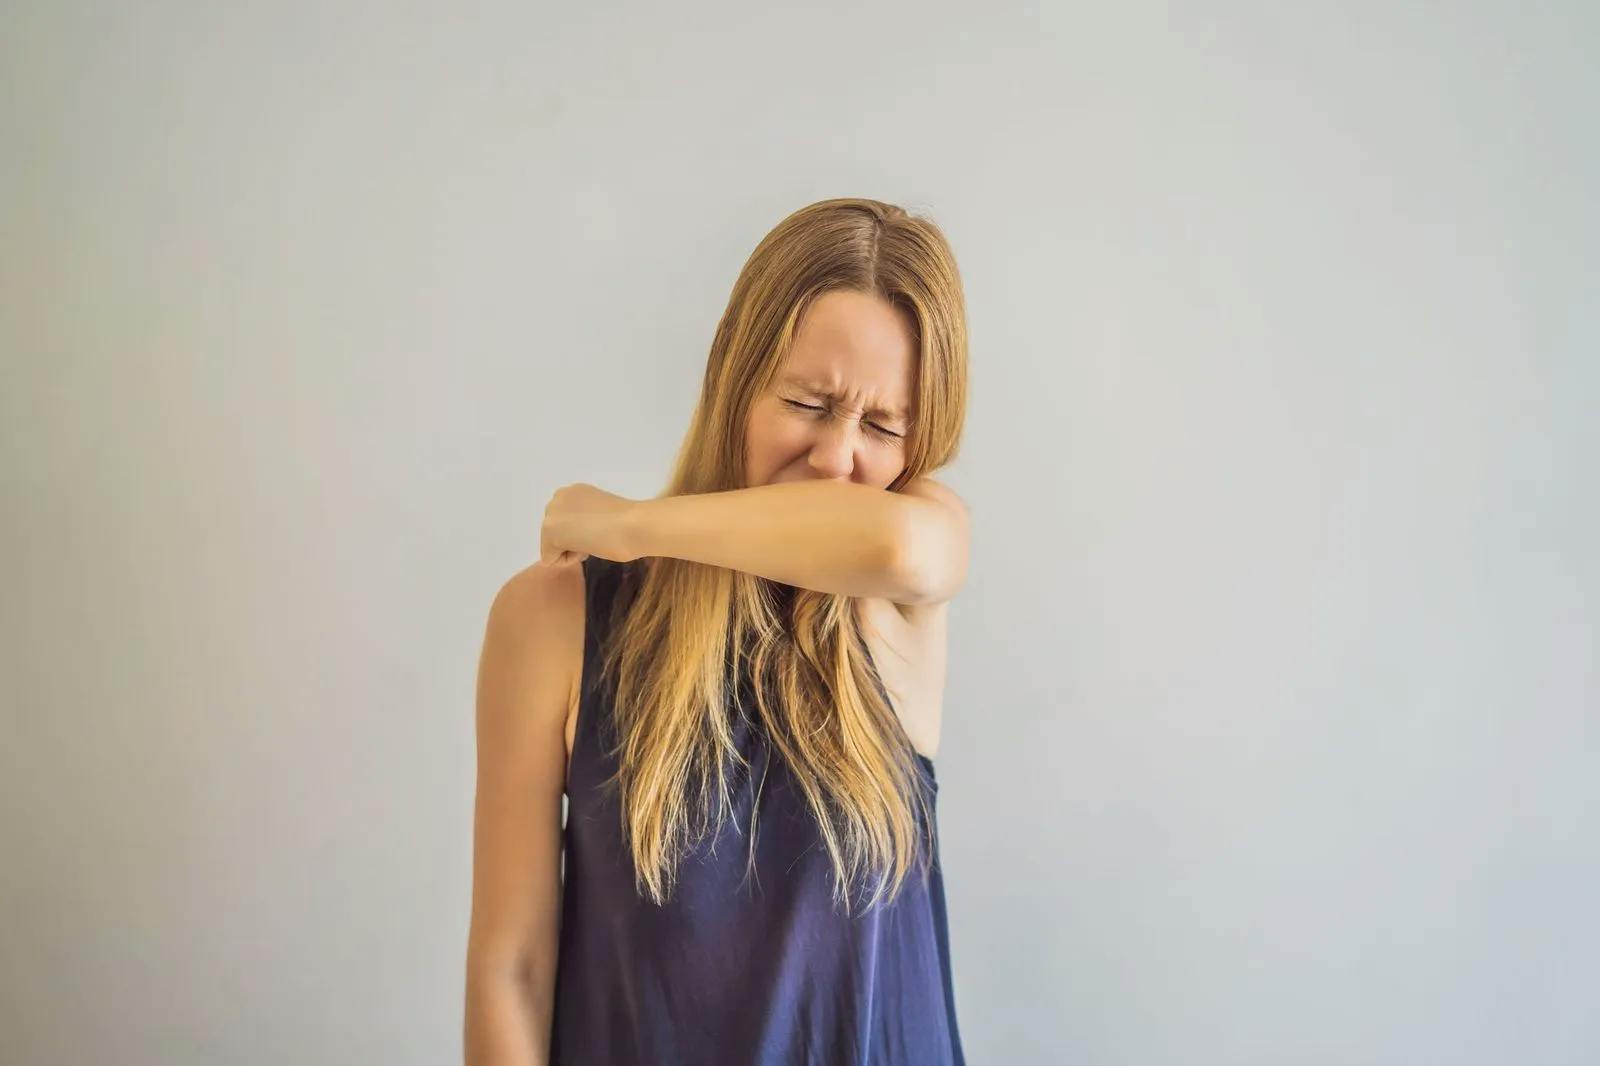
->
[778,291,915,419]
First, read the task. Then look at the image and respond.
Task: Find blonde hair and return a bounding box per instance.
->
[594,197,969,915]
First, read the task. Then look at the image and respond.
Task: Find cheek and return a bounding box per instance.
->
[743,406,793,474]
[865,453,904,488]
[748,407,803,454]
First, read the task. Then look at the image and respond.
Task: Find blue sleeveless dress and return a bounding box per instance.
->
[550,556,965,1065]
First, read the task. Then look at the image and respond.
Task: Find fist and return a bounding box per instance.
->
[540,483,638,566]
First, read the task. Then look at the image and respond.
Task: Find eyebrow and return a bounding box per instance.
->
[780,374,910,423]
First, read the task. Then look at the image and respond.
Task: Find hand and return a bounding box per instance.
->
[540,482,639,566]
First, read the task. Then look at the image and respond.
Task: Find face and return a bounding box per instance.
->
[742,289,916,489]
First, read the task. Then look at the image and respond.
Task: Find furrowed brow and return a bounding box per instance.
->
[782,375,908,422]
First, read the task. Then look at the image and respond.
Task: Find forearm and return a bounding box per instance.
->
[464,965,551,1066]
[464,895,559,1066]
[627,480,912,599]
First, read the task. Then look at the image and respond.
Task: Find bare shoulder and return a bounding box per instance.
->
[481,559,588,739]
[487,559,587,653]
[491,558,586,623]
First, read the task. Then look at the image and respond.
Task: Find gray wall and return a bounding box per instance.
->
[2,3,1594,1063]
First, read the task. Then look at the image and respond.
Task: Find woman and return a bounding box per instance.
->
[465,198,971,1065]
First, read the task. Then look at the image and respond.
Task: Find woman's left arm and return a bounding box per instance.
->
[623,476,969,604]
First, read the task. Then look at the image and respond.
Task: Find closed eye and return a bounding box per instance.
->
[784,399,902,440]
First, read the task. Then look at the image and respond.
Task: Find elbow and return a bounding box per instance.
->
[890,552,961,608]
[883,494,969,606]
[883,520,926,605]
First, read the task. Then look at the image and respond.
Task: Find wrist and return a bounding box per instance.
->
[621,497,653,562]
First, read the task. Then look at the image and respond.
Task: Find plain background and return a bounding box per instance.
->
[2,3,1595,1064]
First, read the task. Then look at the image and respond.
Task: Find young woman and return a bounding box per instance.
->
[465,198,971,1065]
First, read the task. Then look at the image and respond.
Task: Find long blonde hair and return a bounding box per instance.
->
[595,197,968,915]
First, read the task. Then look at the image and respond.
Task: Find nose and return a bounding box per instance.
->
[806,416,858,480]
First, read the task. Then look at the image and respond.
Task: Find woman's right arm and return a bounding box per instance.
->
[464,562,585,1066]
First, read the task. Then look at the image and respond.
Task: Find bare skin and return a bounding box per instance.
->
[464,562,581,1066]
[464,290,968,1064]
